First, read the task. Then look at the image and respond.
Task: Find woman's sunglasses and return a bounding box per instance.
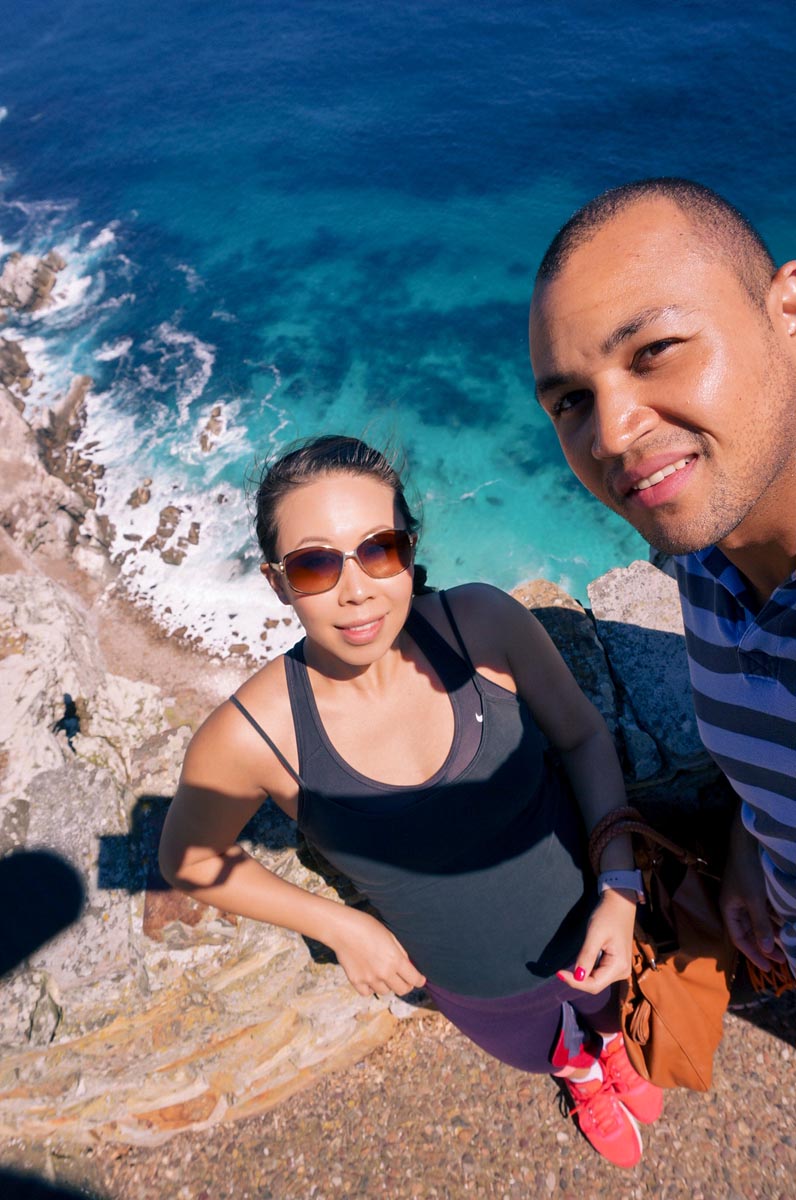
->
[265,528,417,596]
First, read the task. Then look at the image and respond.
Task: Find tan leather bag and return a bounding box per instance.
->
[589,806,736,1092]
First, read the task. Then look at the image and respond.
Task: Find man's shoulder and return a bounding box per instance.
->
[672,546,744,629]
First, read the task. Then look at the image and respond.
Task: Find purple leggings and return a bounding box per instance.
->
[426,976,620,1074]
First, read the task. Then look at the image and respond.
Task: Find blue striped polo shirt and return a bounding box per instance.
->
[675,547,796,972]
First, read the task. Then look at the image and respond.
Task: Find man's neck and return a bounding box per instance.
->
[716,468,796,607]
[719,540,796,609]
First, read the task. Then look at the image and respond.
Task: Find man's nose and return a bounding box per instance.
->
[590,384,657,460]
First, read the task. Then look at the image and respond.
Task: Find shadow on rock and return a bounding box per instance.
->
[0,1168,105,1199]
[0,849,85,976]
[97,790,298,894]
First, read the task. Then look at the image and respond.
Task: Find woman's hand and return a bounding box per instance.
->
[557,890,637,994]
[330,908,427,998]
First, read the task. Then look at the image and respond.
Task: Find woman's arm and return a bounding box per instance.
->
[446,585,638,992]
[505,597,638,992]
[159,699,425,997]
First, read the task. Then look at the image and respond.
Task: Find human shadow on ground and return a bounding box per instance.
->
[0,849,85,976]
[0,1169,105,1199]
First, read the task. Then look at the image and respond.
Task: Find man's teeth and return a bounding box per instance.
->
[634,456,695,491]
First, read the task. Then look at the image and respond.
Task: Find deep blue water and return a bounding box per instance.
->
[1,1,793,654]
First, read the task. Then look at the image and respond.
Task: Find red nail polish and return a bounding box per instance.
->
[574,966,587,982]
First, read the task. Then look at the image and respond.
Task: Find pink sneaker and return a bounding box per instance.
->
[563,1072,642,1169]
[600,1035,663,1125]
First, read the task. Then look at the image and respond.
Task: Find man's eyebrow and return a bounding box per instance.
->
[534,305,688,400]
[600,305,685,356]
[534,370,574,400]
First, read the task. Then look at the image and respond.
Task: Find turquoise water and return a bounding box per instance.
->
[1,1,793,655]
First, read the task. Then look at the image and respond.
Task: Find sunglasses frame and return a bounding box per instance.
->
[266,528,417,596]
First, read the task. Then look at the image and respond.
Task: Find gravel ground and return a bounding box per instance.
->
[2,993,795,1200]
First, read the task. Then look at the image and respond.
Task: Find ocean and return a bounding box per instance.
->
[2,0,793,657]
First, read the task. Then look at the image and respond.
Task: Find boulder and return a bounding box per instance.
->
[512,579,618,738]
[588,560,711,778]
[0,337,32,393]
[0,251,65,313]
[0,385,87,562]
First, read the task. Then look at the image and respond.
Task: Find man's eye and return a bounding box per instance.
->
[638,338,678,363]
[552,389,591,417]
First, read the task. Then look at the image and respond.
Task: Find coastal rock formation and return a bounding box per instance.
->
[199,403,224,452]
[0,376,114,580]
[0,383,88,563]
[0,337,32,395]
[0,573,406,1146]
[0,249,66,314]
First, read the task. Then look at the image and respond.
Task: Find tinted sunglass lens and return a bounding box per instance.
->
[285,547,343,593]
[358,530,412,577]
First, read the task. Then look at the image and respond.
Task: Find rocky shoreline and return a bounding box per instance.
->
[0,245,732,1154]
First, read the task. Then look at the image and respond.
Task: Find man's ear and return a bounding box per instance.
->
[769,261,796,338]
[260,563,291,606]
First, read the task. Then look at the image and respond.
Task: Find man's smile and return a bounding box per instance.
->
[631,454,697,493]
[610,451,699,508]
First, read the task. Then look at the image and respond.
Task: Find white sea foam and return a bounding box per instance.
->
[3,332,76,406]
[458,479,501,501]
[0,107,8,123]
[94,336,133,362]
[77,391,296,660]
[0,196,75,244]
[175,263,203,292]
[99,290,137,311]
[87,226,117,251]
[140,322,216,424]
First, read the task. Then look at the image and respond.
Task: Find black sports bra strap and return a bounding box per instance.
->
[228,694,305,788]
[438,590,477,674]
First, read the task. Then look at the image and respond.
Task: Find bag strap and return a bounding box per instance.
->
[588,805,711,877]
[745,957,796,997]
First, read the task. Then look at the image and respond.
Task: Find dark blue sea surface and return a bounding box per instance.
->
[1,1,793,653]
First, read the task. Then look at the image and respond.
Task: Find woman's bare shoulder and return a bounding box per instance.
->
[184,653,299,801]
[413,583,516,636]
[411,584,521,675]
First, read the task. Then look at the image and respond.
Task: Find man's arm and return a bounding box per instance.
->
[720,802,786,971]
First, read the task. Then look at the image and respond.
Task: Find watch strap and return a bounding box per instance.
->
[597,869,645,903]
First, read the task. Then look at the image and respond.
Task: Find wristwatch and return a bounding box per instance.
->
[597,869,646,904]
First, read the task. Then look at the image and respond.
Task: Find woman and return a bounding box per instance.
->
[159,435,662,1168]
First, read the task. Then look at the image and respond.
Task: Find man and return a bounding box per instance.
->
[528,178,796,983]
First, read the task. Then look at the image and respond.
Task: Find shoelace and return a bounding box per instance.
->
[569,1077,623,1134]
[601,1042,638,1090]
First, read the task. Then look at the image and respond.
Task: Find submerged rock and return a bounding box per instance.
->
[199,404,224,453]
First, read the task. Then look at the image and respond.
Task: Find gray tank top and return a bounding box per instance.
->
[231,595,593,997]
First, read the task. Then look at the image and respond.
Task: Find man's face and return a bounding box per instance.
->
[529,199,796,557]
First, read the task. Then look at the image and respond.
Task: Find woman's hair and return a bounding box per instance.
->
[254,434,431,594]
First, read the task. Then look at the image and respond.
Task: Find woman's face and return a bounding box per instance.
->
[267,473,415,667]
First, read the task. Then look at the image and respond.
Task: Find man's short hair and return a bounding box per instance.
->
[535,178,776,311]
